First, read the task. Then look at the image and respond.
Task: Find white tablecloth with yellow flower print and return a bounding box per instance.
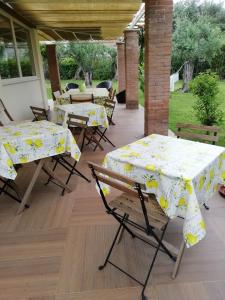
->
[59,88,109,101]
[0,120,81,180]
[102,134,225,248]
[55,103,109,128]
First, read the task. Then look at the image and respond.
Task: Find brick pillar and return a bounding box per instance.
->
[116,41,126,92]
[144,0,173,135]
[124,29,139,109]
[46,44,61,94]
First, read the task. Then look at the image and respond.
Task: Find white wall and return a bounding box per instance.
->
[0,9,48,123]
[1,77,45,121]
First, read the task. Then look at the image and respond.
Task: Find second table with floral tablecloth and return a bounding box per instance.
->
[55,103,109,128]
[101,134,225,248]
[57,88,109,106]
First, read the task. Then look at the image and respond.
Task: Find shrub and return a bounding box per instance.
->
[59,57,78,80]
[190,72,223,125]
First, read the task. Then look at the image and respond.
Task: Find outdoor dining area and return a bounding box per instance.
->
[0,1,225,300]
[1,87,225,299]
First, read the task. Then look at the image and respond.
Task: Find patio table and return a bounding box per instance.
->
[102,134,225,248]
[55,103,109,128]
[0,120,81,213]
[58,88,109,105]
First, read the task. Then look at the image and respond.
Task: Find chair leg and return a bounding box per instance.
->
[61,159,91,195]
[171,240,185,279]
[99,214,126,270]
[94,128,115,151]
[141,224,168,300]
[203,203,210,210]
[45,159,58,186]
[117,214,129,244]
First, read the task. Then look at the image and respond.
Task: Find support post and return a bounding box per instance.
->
[124,29,139,109]
[46,44,61,95]
[144,0,173,135]
[116,41,126,92]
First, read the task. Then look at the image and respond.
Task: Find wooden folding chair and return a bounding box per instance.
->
[0,98,14,123]
[108,89,116,102]
[46,114,94,195]
[175,123,219,145]
[176,122,219,210]
[171,122,220,279]
[30,106,49,121]
[70,94,94,104]
[93,100,116,151]
[52,90,64,100]
[88,162,176,300]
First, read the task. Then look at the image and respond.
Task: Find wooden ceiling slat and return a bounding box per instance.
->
[1,0,141,40]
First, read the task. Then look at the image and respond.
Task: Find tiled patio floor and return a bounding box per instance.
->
[0,104,225,300]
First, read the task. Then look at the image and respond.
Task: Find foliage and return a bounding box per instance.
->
[172,0,225,78]
[211,44,225,79]
[139,63,144,92]
[139,27,144,65]
[40,42,116,81]
[172,16,223,73]
[57,42,117,81]
[59,57,77,80]
[0,59,19,78]
[190,72,223,125]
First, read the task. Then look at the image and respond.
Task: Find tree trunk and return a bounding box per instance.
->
[85,71,92,87]
[74,66,82,80]
[182,61,194,92]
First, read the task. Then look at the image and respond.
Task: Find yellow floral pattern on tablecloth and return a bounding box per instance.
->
[0,120,81,180]
[55,103,109,128]
[102,134,225,248]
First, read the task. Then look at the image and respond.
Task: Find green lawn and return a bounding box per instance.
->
[139,80,225,146]
[46,79,225,146]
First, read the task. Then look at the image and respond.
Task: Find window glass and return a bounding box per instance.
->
[14,22,35,76]
[0,14,19,79]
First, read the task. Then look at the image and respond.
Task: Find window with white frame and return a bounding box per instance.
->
[0,12,35,79]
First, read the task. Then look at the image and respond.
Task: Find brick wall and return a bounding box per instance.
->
[124,29,139,109]
[144,0,173,135]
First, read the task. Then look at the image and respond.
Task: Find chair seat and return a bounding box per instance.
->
[109,193,169,230]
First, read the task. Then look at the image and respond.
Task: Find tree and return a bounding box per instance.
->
[60,42,116,86]
[172,0,225,92]
[173,16,223,92]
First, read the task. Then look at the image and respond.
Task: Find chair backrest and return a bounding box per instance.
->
[52,90,62,100]
[104,100,115,123]
[67,113,89,149]
[96,81,112,91]
[65,83,79,91]
[0,98,14,124]
[88,162,150,228]
[30,106,48,121]
[108,89,116,102]
[175,123,219,144]
[88,161,147,200]
[70,94,94,104]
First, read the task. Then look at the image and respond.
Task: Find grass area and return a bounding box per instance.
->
[169,80,225,146]
[46,79,225,146]
[139,80,225,146]
[45,79,118,99]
